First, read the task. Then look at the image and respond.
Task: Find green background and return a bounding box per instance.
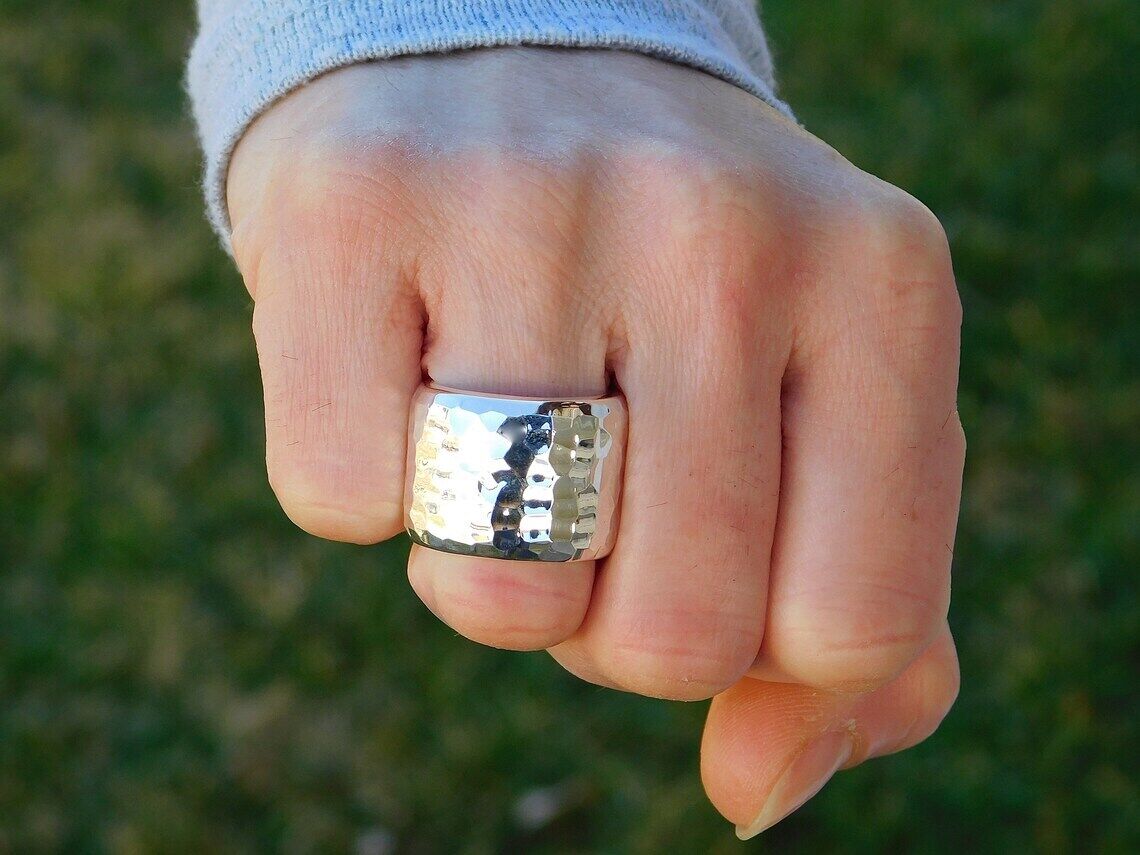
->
[1,1,1137,851]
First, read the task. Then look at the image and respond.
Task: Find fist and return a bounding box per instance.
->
[227,48,964,837]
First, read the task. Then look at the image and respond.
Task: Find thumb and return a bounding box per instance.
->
[701,626,959,838]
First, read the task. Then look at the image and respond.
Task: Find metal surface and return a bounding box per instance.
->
[404,384,626,562]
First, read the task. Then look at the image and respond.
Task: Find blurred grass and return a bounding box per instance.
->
[1,0,1137,850]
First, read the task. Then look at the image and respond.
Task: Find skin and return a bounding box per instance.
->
[226,47,965,836]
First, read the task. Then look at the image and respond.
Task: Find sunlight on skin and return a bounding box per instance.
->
[227,48,964,833]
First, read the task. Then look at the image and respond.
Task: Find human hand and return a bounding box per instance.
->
[226,47,964,837]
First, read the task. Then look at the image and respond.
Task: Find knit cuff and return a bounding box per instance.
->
[188,0,791,250]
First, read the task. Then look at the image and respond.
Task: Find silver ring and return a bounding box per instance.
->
[404,383,626,562]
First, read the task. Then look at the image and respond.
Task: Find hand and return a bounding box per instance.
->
[226,47,964,836]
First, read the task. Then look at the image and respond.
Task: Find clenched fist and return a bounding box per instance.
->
[226,47,964,837]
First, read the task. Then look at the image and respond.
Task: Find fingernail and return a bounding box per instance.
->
[735,731,853,840]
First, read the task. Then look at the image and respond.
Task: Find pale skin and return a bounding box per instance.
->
[227,47,964,838]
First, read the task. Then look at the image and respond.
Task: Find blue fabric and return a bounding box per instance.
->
[188,0,789,248]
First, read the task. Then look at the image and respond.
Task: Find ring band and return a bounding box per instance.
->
[404,384,626,562]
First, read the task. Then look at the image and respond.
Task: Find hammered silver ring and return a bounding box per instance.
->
[404,384,626,562]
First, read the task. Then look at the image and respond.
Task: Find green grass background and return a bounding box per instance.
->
[1,1,1137,851]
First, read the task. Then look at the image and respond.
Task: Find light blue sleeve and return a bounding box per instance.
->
[188,0,790,245]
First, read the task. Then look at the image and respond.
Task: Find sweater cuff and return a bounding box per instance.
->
[188,0,792,249]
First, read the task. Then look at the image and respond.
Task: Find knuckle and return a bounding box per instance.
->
[815,630,933,691]
[831,189,961,334]
[282,142,413,232]
[614,144,760,248]
[431,576,587,652]
[231,139,422,301]
[236,138,418,267]
[776,572,949,690]
[900,635,961,747]
[877,186,951,259]
[440,610,579,652]
[600,608,762,701]
[268,464,401,545]
[815,190,962,392]
[924,646,961,724]
[613,146,769,335]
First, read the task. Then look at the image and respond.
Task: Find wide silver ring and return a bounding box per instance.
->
[404,384,626,562]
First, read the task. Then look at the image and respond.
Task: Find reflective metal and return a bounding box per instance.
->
[405,384,626,562]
